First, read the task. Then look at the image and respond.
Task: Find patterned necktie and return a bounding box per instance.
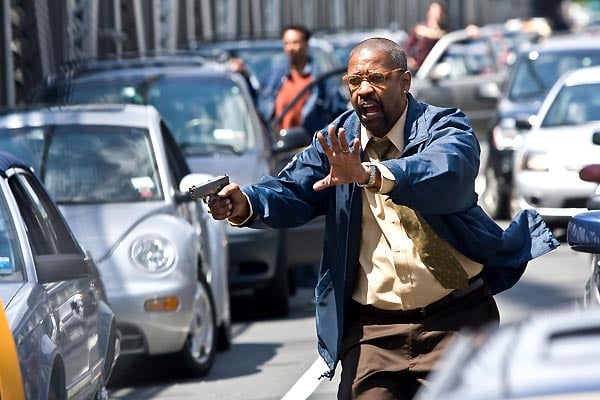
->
[367,137,469,289]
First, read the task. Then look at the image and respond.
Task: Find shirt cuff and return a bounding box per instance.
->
[227,191,254,227]
[370,162,395,194]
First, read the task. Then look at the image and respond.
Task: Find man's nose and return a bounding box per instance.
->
[356,79,375,95]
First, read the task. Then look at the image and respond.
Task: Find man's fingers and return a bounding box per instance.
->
[337,128,350,152]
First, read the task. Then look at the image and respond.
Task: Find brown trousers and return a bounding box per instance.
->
[338,281,499,400]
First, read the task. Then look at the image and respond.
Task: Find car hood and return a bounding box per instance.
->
[185,151,270,185]
[59,202,173,262]
[0,282,25,309]
[497,97,543,120]
[523,122,600,168]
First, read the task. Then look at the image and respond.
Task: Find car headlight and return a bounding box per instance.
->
[130,236,176,273]
[519,151,550,172]
[492,118,524,151]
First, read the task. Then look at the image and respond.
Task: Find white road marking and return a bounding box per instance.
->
[281,357,329,400]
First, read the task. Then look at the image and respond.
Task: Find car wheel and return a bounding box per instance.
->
[177,273,217,377]
[254,240,289,317]
[481,164,509,219]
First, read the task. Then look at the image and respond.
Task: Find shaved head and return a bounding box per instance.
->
[349,38,408,70]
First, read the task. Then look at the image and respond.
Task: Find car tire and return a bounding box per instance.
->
[177,273,217,377]
[217,318,232,351]
[254,241,289,317]
[481,164,509,219]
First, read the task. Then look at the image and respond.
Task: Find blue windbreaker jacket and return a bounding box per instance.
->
[241,94,559,377]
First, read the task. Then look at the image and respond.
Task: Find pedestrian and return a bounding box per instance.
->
[256,24,348,134]
[207,37,559,399]
[404,1,447,72]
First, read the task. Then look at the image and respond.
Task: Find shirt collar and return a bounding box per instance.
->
[360,102,408,153]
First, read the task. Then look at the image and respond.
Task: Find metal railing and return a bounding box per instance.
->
[0,0,534,108]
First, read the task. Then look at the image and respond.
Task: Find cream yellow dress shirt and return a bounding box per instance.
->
[352,105,483,310]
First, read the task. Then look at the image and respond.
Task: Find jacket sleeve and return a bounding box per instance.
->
[383,106,481,214]
[242,131,332,229]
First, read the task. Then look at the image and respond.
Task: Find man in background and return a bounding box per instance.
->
[256,24,348,134]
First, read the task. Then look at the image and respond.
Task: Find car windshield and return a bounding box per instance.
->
[0,125,163,204]
[0,188,24,282]
[542,83,600,127]
[508,49,600,101]
[62,76,257,156]
[226,46,338,82]
[437,38,496,78]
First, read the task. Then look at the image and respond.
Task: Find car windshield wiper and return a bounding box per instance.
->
[179,142,243,155]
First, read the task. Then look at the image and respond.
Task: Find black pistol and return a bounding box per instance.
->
[189,175,229,203]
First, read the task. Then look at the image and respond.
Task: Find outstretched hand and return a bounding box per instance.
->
[313,125,368,191]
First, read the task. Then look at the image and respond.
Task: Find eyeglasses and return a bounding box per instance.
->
[343,68,405,89]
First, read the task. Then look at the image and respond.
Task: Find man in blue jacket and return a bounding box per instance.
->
[256,24,348,135]
[208,38,559,399]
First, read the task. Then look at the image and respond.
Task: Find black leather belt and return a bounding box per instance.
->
[351,275,487,321]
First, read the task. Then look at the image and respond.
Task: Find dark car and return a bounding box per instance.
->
[0,151,119,399]
[29,56,315,316]
[481,33,600,219]
[568,210,600,306]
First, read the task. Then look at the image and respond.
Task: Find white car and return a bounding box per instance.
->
[0,104,230,378]
[512,65,600,228]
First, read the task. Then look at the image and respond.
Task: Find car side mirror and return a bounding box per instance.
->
[273,127,311,153]
[567,211,600,253]
[580,164,600,184]
[477,82,500,101]
[429,62,452,82]
[515,116,535,130]
[35,254,92,283]
[593,131,600,145]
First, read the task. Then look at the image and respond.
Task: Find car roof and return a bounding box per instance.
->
[0,151,31,177]
[0,103,160,130]
[517,32,600,54]
[561,65,600,86]
[45,55,231,84]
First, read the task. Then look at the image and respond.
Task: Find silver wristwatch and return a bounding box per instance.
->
[357,164,377,188]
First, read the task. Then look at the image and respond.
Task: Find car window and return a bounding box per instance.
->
[0,186,24,281]
[8,172,80,256]
[542,83,600,127]
[436,38,495,79]
[508,50,600,101]
[0,125,164,203]
[146,77,257,155]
